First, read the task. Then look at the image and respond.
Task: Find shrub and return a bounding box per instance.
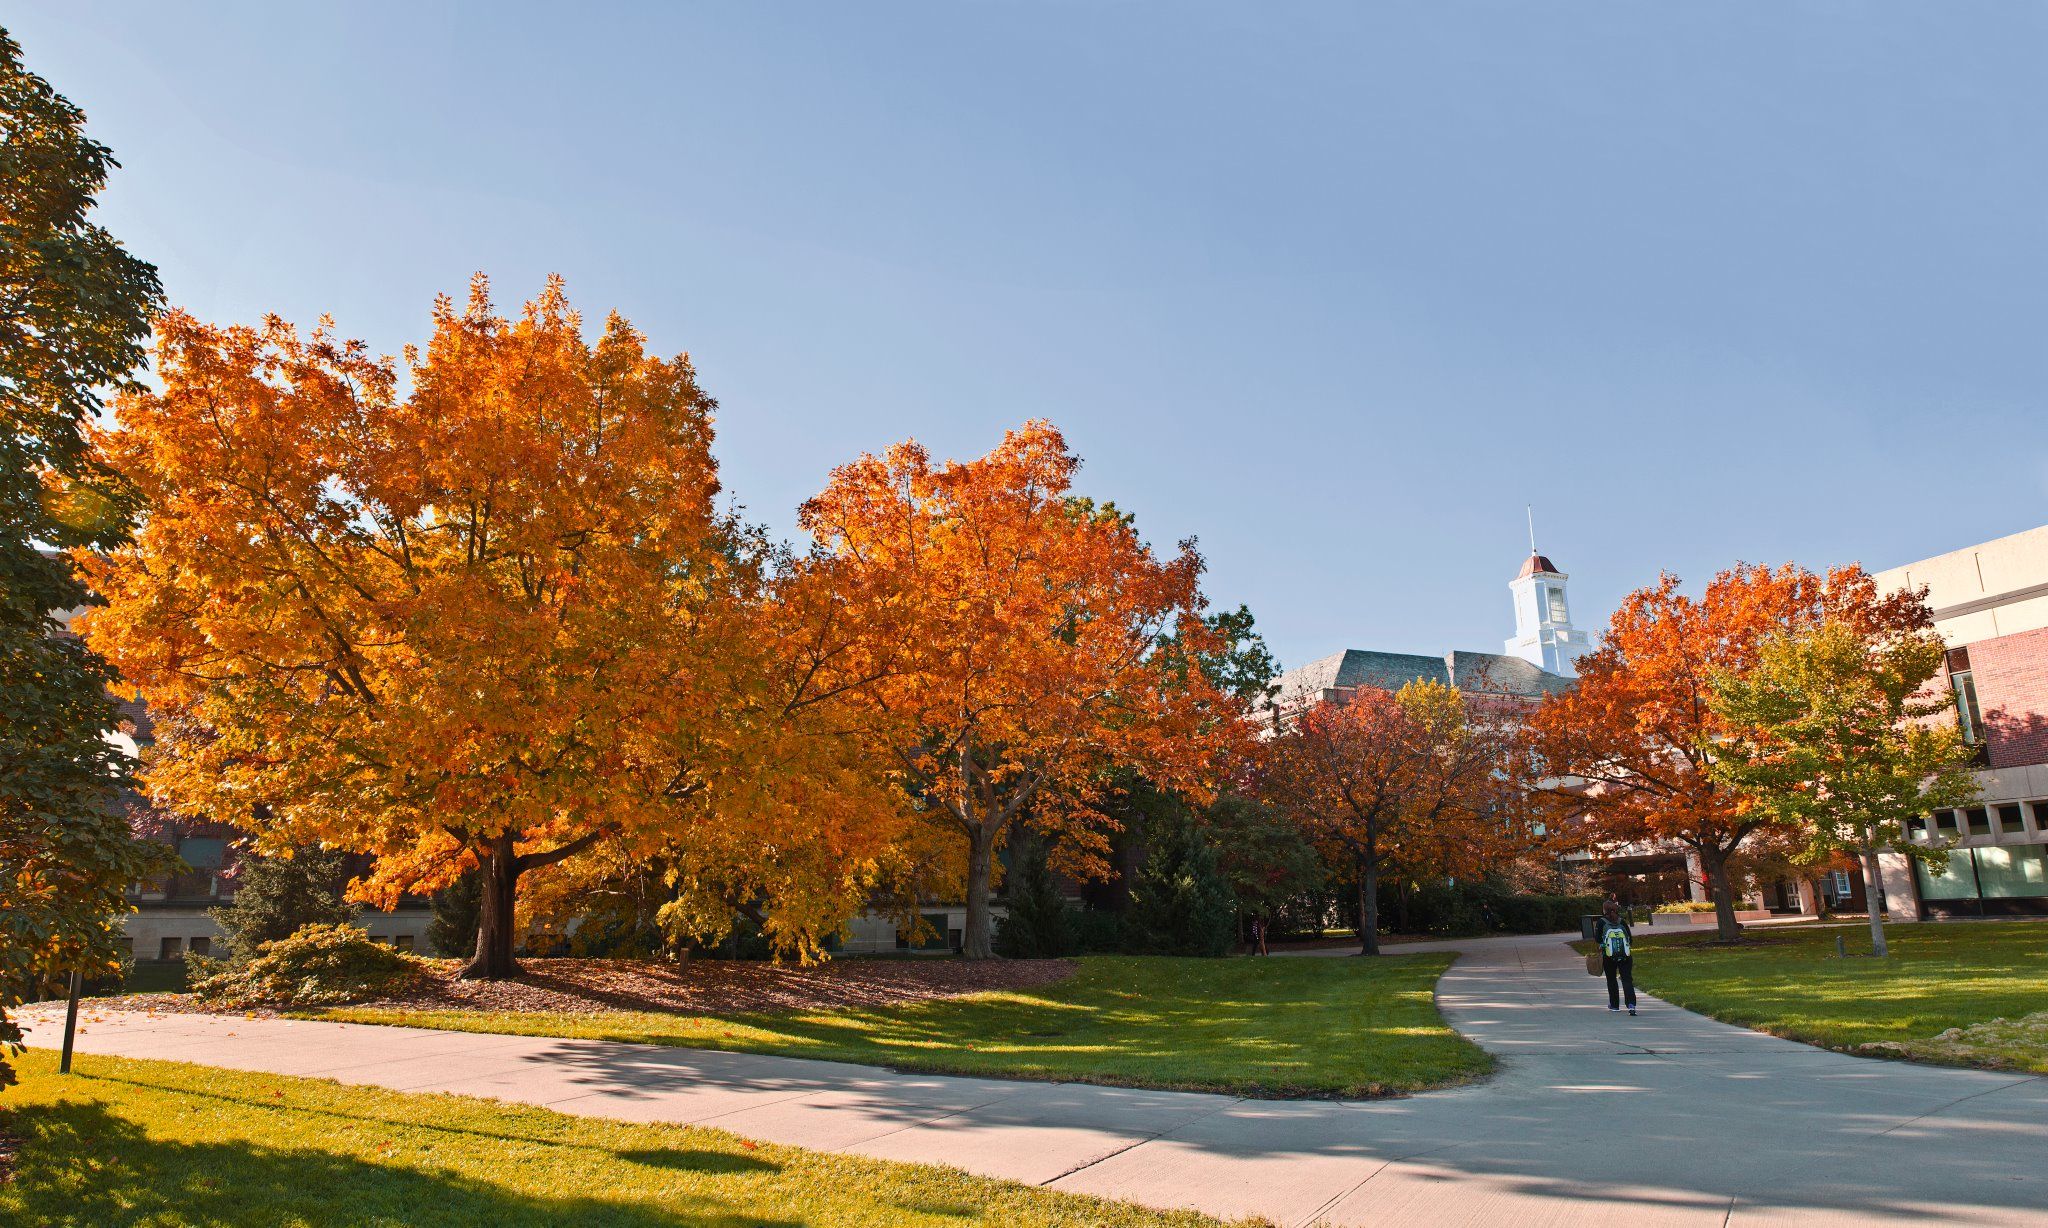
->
[1406,883,1490,937]
[210,846,356,960]
[1401,884,1600,937]
[1068,908,1126,954]
[1655,901,1719,914]
[427,870,482,959]
[995,843,1075,958]
[190,923,421,1007]
[1124,819,1237,957]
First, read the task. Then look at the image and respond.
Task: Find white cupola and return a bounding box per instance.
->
[1506,550,1593,677]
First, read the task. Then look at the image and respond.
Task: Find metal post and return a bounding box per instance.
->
[60,970,82,1074]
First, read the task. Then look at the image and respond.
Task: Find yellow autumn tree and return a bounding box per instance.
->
[83,277,905,976]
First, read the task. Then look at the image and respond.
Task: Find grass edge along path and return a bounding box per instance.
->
[311,953,1491,1099]
[1611,920,2048,1073]
[0,1049,1252,1228]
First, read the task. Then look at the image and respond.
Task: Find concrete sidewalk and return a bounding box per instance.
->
[21,933,2048,1226]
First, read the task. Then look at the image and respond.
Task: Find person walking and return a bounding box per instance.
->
[1596,900,1637,1016]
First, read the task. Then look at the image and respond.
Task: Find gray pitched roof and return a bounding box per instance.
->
[1444,650,1575,697]
[1273,647,1571,708]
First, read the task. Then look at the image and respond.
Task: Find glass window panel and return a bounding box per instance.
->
[177,837,227,870]
[1916,849,1978,900]
[1936,813,1960,837]
[1996,805,2025,837]
[1951,671,1983,744]
[1975,845,2048,898]
[1965,808,1992,837]
[1547,586,1569,624]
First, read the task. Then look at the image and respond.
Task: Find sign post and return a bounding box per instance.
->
[59,970,82,1075]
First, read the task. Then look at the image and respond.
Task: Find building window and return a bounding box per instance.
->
[1935,812,1959,838]
[1965,808,1992,837]
[1951,669,1983,745]
[1996,804,2025,838]
[1915,848,1977,900]
[1975,845,2048,898]
[1829,869,1852,897]
[159,936,183,960]
[177,836,227,871]
[188,937,211,956]
[394,934,415,952]
[1546,586,1569,624]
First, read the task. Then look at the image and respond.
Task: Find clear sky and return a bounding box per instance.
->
[13,3,2047,672]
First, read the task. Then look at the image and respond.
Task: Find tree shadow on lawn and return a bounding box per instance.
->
[549,956,1481,1097]
[3,1099,798,1228]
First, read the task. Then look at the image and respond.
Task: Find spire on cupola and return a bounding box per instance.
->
[1505,509,1593,677]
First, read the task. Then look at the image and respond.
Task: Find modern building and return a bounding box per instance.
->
[1875,524,2048,919]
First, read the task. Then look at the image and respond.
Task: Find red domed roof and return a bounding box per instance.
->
[1518,552,1560,579]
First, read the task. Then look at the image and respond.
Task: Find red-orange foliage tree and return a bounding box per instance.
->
[1261,680,1528,955]
[796,422,1246,958]
[1524,563,1930,941]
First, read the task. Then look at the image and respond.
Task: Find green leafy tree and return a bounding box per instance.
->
[994,839,1075,958]
[1125,815,1238,957]
[210,847,358,960]
[1156,604,1280,707]
[1709,621,1980,957]
[1200,793,1322,937]
[0,28,167,1090]
[427,871,483,960]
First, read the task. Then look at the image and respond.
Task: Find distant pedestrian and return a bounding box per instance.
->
[1249,916,1269,956]
[1597,900,1637,1016]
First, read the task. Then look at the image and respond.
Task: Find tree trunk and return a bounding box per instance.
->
[1861,849,1890,958]
[1356,853,1381,956]
[1701,846,1742,943]
[462,835,522,980]
[962,822,998,959]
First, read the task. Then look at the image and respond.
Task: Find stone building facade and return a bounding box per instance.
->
[1875,524,2048,918]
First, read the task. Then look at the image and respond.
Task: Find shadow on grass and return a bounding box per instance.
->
[614,1146,779,1174]
[3,1098,797,1228]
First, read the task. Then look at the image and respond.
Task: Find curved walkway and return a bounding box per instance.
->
[23,934,2048,1225]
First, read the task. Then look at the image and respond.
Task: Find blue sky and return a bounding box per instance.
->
[13,3,2047,671]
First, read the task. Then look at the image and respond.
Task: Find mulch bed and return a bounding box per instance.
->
[89,956,1079,1021]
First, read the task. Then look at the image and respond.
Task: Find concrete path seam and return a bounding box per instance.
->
[1870,1072,2046,1137]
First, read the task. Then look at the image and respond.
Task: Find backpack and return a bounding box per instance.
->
[1601,920,1631,958]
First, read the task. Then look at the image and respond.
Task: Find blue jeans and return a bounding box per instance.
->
[1603,954,1636,1010]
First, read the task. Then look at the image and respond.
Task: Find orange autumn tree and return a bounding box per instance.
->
[797,422,1243,958]
[1261,680,1527,955]
[1524,563,1930,942]
[82,277,898,977]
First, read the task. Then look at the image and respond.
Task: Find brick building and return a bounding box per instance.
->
[1875,524,2048,918]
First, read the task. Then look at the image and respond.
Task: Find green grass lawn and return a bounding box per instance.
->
[1623,920,2048,1069]
[0,1049,1243,1227]
[314,954,1487,1099]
